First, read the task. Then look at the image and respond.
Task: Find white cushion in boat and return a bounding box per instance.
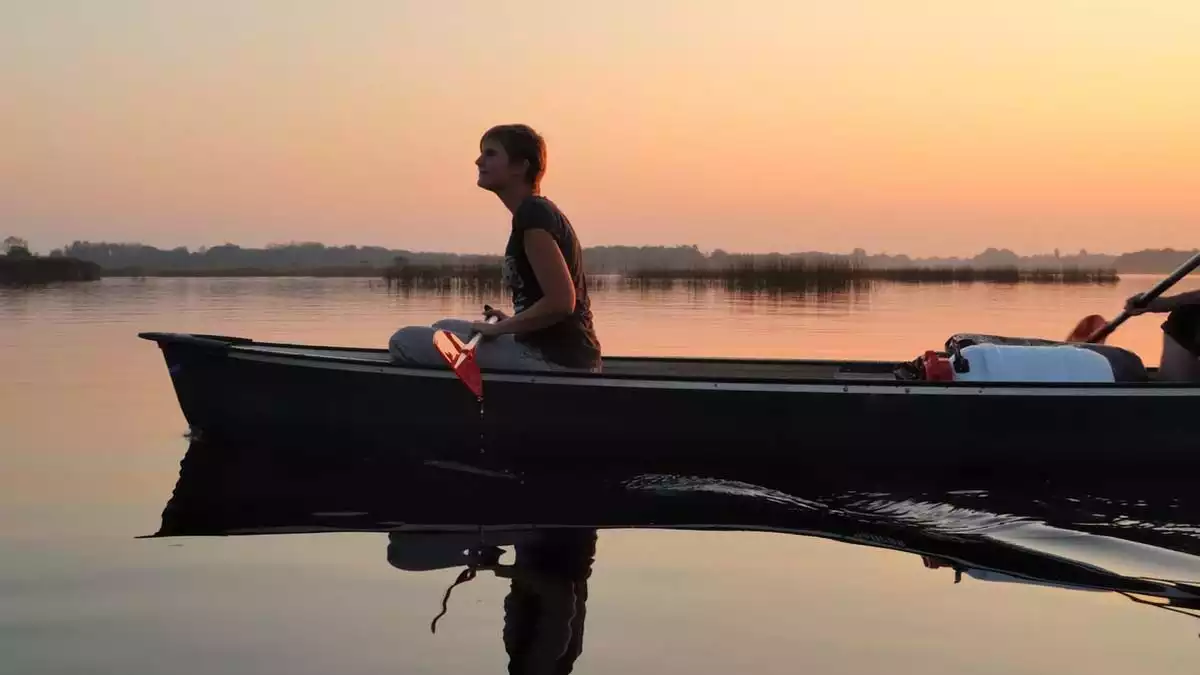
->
[952,344,1116,383]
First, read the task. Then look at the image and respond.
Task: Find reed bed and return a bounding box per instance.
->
[376,258,1117,296]
[101,260,1117,290]
[867,266,1119,284]
[624,259,1118,290]
[382,263,503,292]
[105,266,388,278]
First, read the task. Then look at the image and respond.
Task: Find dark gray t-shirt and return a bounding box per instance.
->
[503,196,601,369]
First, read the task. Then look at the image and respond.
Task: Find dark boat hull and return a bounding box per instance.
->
[140,332,1200,469]
[150,438,1200,614]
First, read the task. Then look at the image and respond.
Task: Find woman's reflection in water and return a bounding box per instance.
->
[494,528,595,675]
[389,528,597,675]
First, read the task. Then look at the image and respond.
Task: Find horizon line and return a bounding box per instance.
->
[38,239,1200,260]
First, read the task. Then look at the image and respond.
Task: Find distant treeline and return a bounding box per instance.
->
[0,256,101,285]
[43,240,1195,276]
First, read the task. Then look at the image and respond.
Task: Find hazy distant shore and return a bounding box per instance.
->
[13,239,1188,288]
[40,241,1197,277]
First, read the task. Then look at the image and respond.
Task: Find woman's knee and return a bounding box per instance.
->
[432,319,474,337]
[388,325,436,361]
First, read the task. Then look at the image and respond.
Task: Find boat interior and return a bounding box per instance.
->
[235,342,1175,383]
[240,342,898,380]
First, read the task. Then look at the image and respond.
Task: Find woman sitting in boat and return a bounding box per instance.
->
[1124,289,1200,381]
[389,124,602,372]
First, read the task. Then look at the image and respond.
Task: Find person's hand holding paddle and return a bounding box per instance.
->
[470,306,508,337]
[1124,293,1155,317]
[483,306,509,321]
[469,320,502,338]
[1124,291,1200,317]
[1067,252,1200,344]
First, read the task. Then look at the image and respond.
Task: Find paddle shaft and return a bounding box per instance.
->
[1088,252,1200,343]
[461,317,497,352]
[454,305,500,365]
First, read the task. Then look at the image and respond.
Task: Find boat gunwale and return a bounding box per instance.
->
[139,331,1199,392]
[138,330,898,368]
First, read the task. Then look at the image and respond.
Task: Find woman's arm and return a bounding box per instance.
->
[1128,289,1200,314]
[474,229,575,337]
[1160,290,1200,311]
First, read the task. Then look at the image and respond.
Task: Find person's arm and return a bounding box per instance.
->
[1128,290,1200,314]
[1158,290,1200,311]
[483,230,575,336]
[474,203,576,337]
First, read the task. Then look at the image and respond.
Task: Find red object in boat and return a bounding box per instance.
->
[922,350,954,381]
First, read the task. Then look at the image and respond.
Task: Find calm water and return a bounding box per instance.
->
[3,276,1199,674]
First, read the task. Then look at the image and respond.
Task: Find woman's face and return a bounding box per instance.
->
[475,138,526,192]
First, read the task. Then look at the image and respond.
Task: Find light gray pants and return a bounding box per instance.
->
[388,319,586,372]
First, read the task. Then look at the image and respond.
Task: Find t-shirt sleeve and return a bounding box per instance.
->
[512,199,559,237]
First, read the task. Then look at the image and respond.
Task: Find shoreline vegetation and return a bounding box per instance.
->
[16,239,1200,289]
[619,259,1118,286]
[100,260,1120,290]
[0,257,102,285]
[0,248,101,286]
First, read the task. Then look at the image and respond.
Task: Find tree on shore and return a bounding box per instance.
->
[3,236,31,258]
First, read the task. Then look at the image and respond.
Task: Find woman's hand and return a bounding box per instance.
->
[1125,293,1151,316]
[483,306,509,321]
[1125,293,1172,315]
[470,321,501,338]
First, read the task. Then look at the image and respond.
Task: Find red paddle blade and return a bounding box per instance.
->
[1066,314,1108,343]
[433,329,484,398]
[433,329,466,362]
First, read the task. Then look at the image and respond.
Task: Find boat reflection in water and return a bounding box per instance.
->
[149,439,1200,671]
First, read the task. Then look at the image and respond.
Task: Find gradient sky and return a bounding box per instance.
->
[3,1,1198,256]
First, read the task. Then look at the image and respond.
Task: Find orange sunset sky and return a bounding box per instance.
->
[3,1,1197,257]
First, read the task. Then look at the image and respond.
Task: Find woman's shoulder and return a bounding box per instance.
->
[515,195,563,218]
[513,196,569,234]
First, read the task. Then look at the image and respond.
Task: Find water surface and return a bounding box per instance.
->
[2,277,1198,674]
